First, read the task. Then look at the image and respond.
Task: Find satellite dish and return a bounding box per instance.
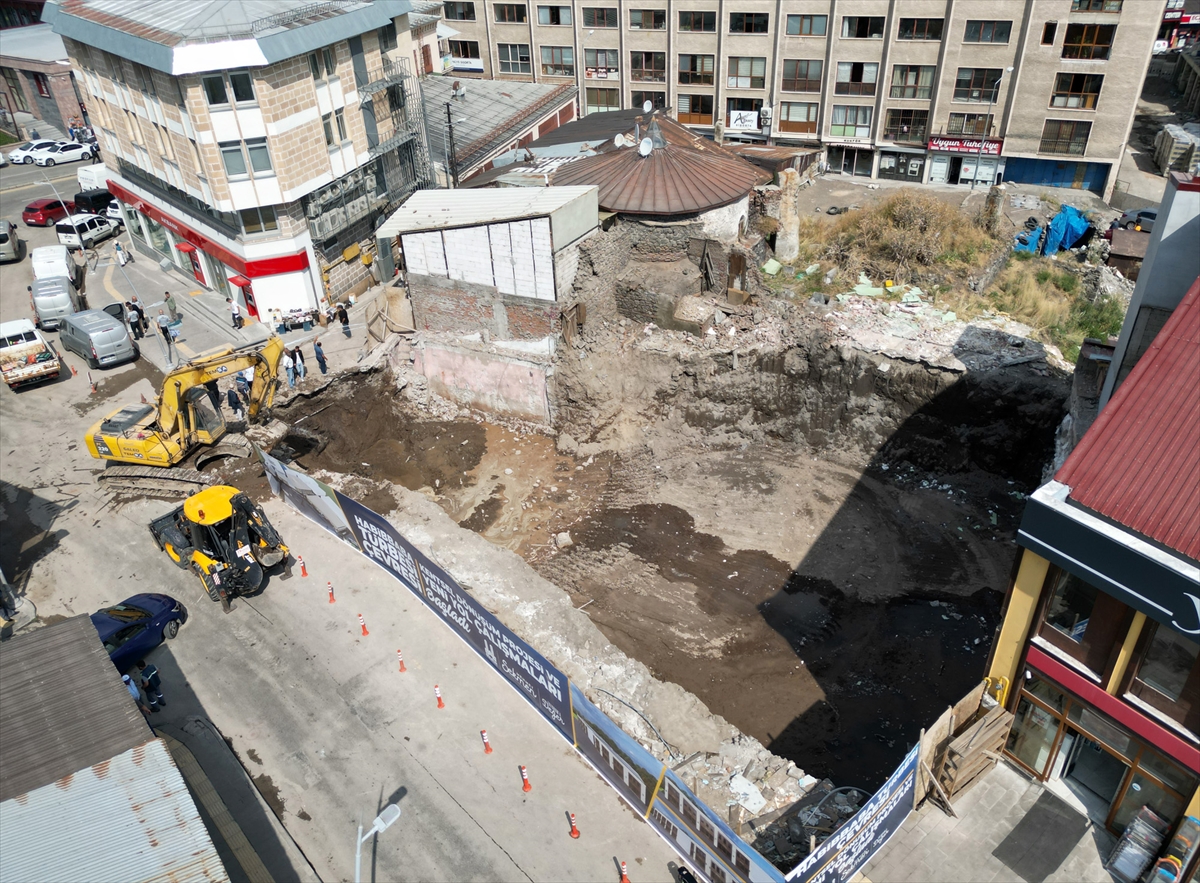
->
[638,137,653,157]
[642,100,652,114]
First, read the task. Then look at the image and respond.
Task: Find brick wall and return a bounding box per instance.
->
[410,273,557,341]
[626,219,704,261]
[570,224,629,319]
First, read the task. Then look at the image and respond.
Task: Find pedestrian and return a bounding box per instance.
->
[156,310,175,358]
[293,346,306,380]
[126,301,143,340]
[226,385,244,420]
[238,366,253,398]
[137,659,166,709]
[227,297,242,329]
[336,303,350,337]
[122,673,155,714]
[130,295,148,333]
[204,379,221,412]
[114,240,131,265]
[91,142,100,164]
[313,338,328,374]
[281,348,295,388]
[164,290,179,323]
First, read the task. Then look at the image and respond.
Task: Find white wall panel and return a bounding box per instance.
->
[237,107,266,139]
[509,220,536,299]
[442,227,493,287]
[210,110,240,143]
[489,224,516,295]
[530,216,555,300]
[409,231,446,276]
[401,233,427,275]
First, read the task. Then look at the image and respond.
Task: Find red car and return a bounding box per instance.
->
[22,198,76,226]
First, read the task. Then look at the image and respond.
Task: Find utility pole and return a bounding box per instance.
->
[445,102,460,189]
[971,66,1013,190]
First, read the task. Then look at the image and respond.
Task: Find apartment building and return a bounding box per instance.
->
[46,0,433,313]
[439,0,1160,197]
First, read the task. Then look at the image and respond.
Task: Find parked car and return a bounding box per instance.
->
[32,141,94,166]
[59,306,138,369]
[89,593,187,673]
[22,198,75,226]
[1117,208,1157,233]
[107,201,125,226]
[7,139,62,164]
[73,188,114,215]
[0,218,20,263]
[56,212,120,249]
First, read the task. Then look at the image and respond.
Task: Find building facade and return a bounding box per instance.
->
[438,0,1160,197]
[46,0,433,315]
[0,23,84,139]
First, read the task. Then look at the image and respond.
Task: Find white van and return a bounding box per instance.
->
[31,276,82,330]
[56,213,120,250]
[76,162,111,192]
[31,244,78,284]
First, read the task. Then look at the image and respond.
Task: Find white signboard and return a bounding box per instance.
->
[727,110,761,132]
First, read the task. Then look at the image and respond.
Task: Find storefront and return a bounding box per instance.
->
[926,136,1005,186]
[878,148,926,182]
[1005,655,1199,837]
[826,140,874,177]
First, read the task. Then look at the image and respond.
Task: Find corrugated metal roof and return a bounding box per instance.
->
[0,615,150,802]
[0,738,229,883]
[377,186,597,236]
[1055,277,1200,561]
[529,108,647,149]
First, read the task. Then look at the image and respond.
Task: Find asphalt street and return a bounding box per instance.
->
[0,157,681,881]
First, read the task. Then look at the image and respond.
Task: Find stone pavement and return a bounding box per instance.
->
[857,761,1114,883]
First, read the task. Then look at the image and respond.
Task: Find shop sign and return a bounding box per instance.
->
[927,137,1003,156]
[727,110,761,132]
[451,58,484,72]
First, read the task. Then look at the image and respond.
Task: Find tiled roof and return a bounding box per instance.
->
[1055,277,1200,561]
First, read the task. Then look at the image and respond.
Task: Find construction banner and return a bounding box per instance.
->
[785,744,919,883]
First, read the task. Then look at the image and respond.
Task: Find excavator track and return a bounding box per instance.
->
[99,465,213,498]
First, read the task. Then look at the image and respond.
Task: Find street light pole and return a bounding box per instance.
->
[971,66,1013,190]
[353,804,401,883]
[445,102,460,189]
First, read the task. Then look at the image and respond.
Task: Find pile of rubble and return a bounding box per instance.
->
[744,779,868,870]
[670,738,820,823]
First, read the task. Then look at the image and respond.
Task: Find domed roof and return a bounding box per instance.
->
[549,120,766,215]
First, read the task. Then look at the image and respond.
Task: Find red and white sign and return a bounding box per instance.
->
[927,137,1003,156]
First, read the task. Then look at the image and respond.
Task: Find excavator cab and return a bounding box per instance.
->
[178,385,225,449]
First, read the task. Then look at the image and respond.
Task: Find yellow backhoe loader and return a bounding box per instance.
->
[86,336,285,495]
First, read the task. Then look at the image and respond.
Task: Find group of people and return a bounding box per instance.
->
[125,291,181,355]
[121,660,166,716]
[281,341,327,387]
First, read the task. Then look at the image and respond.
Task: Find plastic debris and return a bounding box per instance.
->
[762,259,783,276]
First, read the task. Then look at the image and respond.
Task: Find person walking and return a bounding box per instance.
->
[114,240,131,265]
[281,348,295,388]
[227,297,242,329]
[336,303,350,337]
[126,301,144,340]
[122,673,155,714]
[313,338,328,374]
[164,290,179,323]
[156,309,175,357]
[137,659,166,709]
[226,385,244,420]
[293,346,306,381]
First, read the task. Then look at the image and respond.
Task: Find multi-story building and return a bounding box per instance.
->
[439,0,1160,197]
[46,0,434,314]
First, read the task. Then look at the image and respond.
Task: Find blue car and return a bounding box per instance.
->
[90,593,187,673]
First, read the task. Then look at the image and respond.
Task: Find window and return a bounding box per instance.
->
[309,53,322,79]
[954,68,1003,102]
[948,112,993,135]
[1062,24,1116,60]
[964,20,1012,43]
[677,94,714,125]
[726,97,762,126]
[830,105,872,137]
[884,108,929,141]
[203,75,228,106]
[334,108,346,141]
[245,139,272,174]
[898,18,943,40]
[582,8,617,27]
[729,12,769,34]
[1051,73,1103,108]
[630,52,666,82]
[782,59,821,92]
[632,90,666,109]
[630,9,664,29]
[136,64,157,97]
[1072,0,1122,10]
[498,43,532,74]
[585,87,619,114]
[841,16,884,39]
[585,49,619,74]
[449,40,480,59]
[1134,625,1198,703]
[778,101,818,134]
[786,14,827,36]
[379,21,398,51]
[537,5,570,24]
[1039,119,1092,154]
[2,68,29,112]
[220,141,247,177]
[229,72,255,104]
[541,46,574,76]
[890,65,935,99]
[322,112,336,146]
[322,47,337,77]
[443,1,475,20]
[679,54,715,85]
[679,11,715,32]
[240,205,278,235]
[495,4,527,22]
[728,57,766,89]
[835,62,878,96]
[1045,572,1098,641]
[1042,22,1058,45]
[32,72,51,98]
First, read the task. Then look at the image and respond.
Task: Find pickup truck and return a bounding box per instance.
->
[1,318,62,389]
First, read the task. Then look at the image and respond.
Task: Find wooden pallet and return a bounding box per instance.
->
[940,705,1014,802]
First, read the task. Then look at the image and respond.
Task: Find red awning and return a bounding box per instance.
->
[228,275,251,287]
[175,242,197,253]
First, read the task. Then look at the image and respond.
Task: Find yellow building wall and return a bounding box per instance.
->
[988,550,1049,705]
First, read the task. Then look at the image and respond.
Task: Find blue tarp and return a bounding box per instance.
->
[1014,226,1043,254]
[1041,205,1090,255]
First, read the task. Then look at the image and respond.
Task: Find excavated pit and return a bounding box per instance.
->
[273,332,1065,788]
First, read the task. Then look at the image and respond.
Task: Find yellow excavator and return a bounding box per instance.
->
[86,336,285,495]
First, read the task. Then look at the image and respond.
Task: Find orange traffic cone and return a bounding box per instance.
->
[357,613,369,636]
[520,765,532,792]
[397,650,407,672]
[619,861,631,883]
[568,813,580,839]
[481,730,493,754]
[298,556,308,577]
[434,685,445,709]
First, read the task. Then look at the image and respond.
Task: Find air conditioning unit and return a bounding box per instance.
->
[759,106,773,124]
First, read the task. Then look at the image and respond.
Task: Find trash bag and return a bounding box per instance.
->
[1042,205,1090,255]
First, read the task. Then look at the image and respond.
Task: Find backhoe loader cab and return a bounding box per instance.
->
[150,485,289,609]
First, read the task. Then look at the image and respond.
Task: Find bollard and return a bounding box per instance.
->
[569,813,580,839]
[481,730,493,754]
[434,684,445,709]
[397,649,407,673]
[298,556,308,577]
[327,581,336,603]
[70,365,77,376]
[88,371,97,393]
[358,613,369,636]
[619,860,631,883]
[520,765,532,793]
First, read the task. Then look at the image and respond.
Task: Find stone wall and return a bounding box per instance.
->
[570,225,630,321]
[414,342,551,422]
[409,272,558,341]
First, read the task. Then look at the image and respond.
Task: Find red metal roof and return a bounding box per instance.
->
[1055,277,1200,560]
